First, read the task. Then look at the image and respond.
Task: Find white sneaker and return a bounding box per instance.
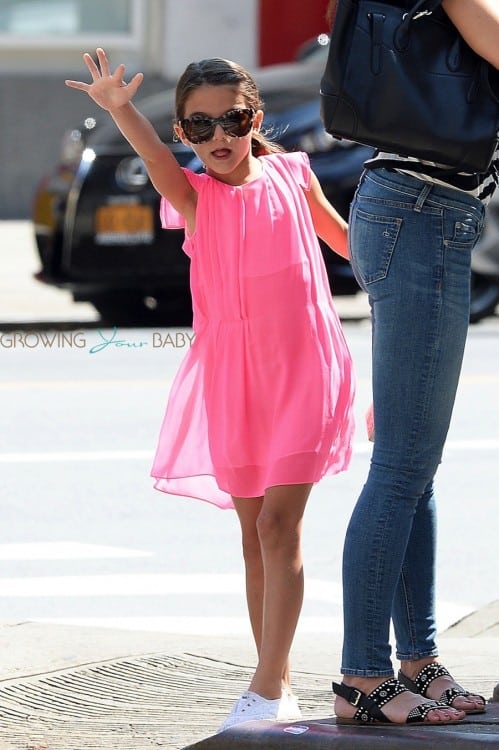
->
[218,690,288,732]
[282,691,303,720]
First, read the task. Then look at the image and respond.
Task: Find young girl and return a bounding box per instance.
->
[66,49,355,731]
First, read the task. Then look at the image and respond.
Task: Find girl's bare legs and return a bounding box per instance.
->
[233,496,265,663]
[233,483,312,700]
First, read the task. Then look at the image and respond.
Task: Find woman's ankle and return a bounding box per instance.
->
[341,675,395,693]
[399,657,438,680]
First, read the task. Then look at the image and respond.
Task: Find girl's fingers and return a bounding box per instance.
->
[112,63,127,84]
[66,48,138,99]
[83,51,101,80]
[96,47,110,77]
[65,80,89,91]
[126,72,144,97]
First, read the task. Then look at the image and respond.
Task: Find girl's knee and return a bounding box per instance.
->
[256,509,300,551]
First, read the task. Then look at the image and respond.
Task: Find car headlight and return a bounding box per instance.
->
[115,156,149,190]
[81,148,96,163]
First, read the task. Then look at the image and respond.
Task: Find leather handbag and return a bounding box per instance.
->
[320,0,499,173]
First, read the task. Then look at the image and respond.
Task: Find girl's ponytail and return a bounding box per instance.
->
[251,130,285,157]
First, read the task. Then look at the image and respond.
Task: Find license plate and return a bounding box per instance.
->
[95,204,154,245]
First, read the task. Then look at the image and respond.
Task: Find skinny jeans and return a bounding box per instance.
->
[342,168,484,676]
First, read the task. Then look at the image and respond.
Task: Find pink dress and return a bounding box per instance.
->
[151,152,355,509]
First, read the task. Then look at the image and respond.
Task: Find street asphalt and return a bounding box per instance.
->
[0,220,498,749]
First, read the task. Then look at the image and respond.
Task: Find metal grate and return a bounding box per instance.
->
[0,653,333,750]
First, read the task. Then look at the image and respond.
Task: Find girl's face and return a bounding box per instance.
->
[175,84,263,185]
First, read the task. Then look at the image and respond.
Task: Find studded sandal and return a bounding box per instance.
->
[333,677,465,725]
[398,662,486,714]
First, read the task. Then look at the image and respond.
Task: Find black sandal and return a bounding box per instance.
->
[398,662,486,715]
[333,678,464,725]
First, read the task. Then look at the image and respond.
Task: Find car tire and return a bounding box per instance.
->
[469,273,499,324]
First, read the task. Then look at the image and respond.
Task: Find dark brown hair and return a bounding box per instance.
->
[175,58,284,156]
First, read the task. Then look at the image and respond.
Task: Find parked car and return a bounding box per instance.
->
[33,51,372,325]
[470,189,499,323]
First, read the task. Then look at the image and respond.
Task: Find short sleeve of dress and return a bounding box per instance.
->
[159,168,207,229]
[271,151,312,192]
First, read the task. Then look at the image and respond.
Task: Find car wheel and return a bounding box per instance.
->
[89,293,193,327]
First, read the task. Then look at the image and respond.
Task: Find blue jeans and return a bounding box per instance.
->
[342,168,485,676]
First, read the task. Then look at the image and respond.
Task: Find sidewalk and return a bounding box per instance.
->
[0,605,498,750]
[0,221,99,326]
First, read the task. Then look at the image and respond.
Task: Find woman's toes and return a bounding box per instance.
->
[451,694,485,712]
[426,705,465,723]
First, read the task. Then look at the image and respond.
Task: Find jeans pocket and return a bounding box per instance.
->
[350,207,403,286]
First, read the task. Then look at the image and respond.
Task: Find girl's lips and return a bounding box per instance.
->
[211,148,231,158]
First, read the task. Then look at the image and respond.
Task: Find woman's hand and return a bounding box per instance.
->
[65,47,144,111]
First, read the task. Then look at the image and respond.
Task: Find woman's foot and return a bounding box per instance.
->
[399,659,486,714]
[333,676,465,725]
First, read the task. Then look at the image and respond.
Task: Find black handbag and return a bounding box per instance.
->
[320,0,499,173]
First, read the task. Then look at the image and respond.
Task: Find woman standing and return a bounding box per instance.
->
[327,0,499,725]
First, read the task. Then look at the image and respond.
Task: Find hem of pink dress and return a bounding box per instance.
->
[151,446,353,511]
[153,474,234,510]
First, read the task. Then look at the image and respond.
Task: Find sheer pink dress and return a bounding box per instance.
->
[151,151,355,509]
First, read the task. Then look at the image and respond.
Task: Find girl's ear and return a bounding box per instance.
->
[173,123,189,145]
[253,109,264,133]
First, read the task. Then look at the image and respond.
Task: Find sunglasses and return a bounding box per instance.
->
[179,108,255,144]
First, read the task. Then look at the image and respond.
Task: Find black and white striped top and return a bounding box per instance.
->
[366,143,499,206]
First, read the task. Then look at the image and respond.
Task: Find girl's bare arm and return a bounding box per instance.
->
[442,0,499,69]
[305,172,349,259]
[65,48,196,220]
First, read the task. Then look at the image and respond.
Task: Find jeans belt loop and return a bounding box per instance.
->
[414,182,433,213]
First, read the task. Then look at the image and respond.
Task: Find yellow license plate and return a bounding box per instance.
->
[95,204,154,245]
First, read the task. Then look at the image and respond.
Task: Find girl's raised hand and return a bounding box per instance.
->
[65,47,143,111]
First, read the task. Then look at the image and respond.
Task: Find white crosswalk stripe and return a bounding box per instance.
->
[0,542,473,636]
[1,439,498,464]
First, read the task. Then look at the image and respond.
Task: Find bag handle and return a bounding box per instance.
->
[405,0,442,21]
[396,0,443,49]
